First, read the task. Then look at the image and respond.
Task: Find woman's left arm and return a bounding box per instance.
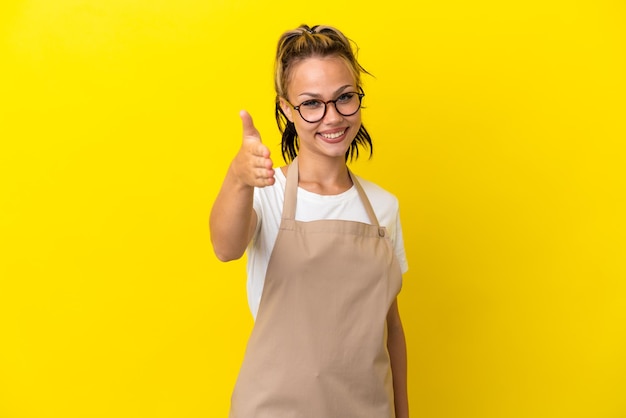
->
[387,297,409,418]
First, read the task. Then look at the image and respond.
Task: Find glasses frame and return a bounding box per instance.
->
[287,89,365,123]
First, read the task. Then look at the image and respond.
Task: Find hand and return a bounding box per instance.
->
[231,110,275,188]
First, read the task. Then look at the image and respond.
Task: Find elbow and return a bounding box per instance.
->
[209,222,251,262]
[211,240,245,262]
[214,250,243,262]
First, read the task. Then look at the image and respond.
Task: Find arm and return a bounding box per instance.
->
[209,110,275,262]
[387,297,409,418]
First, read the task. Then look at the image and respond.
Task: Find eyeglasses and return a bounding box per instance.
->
[287,90,365,123]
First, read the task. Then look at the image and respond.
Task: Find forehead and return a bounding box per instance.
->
[287,56,356,96]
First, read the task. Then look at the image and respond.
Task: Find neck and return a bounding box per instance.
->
[286,155,352,195]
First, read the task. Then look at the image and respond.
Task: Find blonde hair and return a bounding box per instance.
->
[274,25,368,100]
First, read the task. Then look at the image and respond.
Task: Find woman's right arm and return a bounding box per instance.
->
[209,110,275,262]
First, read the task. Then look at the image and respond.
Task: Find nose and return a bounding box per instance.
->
[323,101,343,123]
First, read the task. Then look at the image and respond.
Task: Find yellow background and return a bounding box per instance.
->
[1,1,625,417]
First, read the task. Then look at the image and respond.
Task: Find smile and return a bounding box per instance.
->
[319,129,346,140]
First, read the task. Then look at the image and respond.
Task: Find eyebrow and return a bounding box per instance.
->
[297,84,355,99]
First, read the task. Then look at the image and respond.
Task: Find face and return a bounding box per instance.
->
[280,56,361,161]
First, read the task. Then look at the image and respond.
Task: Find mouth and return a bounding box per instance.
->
[318,128,347,143]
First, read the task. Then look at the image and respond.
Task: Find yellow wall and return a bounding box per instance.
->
[1,1,625,417]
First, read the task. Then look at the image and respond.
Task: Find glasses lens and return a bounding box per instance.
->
[335,92,361,116]
[299,100,325,123]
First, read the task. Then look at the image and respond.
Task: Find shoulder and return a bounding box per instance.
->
[353,174,399,210]
[351,174,401,230]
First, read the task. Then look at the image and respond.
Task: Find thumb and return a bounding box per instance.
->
[239,110,261,142]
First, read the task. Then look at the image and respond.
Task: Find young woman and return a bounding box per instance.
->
[210,24,409,418]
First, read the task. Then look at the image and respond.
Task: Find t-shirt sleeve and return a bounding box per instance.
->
[393,208,409,274]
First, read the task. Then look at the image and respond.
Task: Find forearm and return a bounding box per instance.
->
[210,110,274,262]
[387,299,409,418]
[209,163,256,261]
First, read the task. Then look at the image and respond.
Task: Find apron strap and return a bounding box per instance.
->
[283,156,381,228]
[349,169,380,227]
[283,157,300,221]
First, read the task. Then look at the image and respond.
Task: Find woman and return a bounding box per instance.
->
[210,24,409,418]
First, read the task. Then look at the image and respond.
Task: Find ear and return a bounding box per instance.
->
[279,97,294,123]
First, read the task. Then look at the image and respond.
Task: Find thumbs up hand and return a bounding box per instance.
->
[231,110,275,188]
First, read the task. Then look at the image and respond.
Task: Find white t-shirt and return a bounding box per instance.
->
[246,168,409,319]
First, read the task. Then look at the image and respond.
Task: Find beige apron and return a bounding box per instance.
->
[230,157,403,418]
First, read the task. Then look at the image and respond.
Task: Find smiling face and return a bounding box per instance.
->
[279,56,361,162]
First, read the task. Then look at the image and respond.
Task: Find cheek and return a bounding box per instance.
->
[293,119,315,137]
[349,114,362,132]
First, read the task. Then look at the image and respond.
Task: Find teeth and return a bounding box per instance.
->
[321,130,345,139]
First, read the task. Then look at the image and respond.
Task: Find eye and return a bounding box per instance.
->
[300,99,323,108]
[336,92,356,103]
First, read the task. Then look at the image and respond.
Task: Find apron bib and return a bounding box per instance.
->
[230,157,402,418]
